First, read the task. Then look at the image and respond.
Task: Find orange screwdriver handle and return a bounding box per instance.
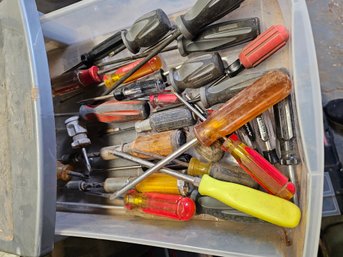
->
[239,25,289,68]
[79,100,150,123]
[103,56,163,88]
[222,134,295,200]
[193,70,292,146]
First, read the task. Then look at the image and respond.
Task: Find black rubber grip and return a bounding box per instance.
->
[122,9,172,54]
[150,107,196,132]
[81,31,123,67]
[177,17,260,56]
[200,71,262,107]
[169,52,225,92]
[175,0,244,40]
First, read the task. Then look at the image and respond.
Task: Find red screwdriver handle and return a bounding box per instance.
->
[149,93,179,108]
[222,134,295,200]
[79,100,150,123]
[239,25,289,68]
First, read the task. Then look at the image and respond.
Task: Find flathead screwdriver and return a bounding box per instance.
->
[110,70,293,200]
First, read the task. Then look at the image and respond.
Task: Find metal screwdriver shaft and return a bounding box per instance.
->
[110,149,199,185]
[109,138,198,199]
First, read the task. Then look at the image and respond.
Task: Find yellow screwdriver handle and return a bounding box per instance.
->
[198,175,301,228]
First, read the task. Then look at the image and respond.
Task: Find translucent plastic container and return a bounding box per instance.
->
[45,0,323,256]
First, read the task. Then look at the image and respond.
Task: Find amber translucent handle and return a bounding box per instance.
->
[194,70,292,146]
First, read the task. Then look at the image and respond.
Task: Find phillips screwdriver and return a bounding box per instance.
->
[187,157,258,188]
[79,100,150,123]
[125,191,196,221]
[66,9,172,72]
[135,107,196,133]
[65,116,92,175]
[110,69,293,200]
[102,0,244,96]
[170,25,289,92]
[274,96,300,205]
[251,113,279,164]
[100,129,186,161]
[110,149,300,227]
[99,17,260,67]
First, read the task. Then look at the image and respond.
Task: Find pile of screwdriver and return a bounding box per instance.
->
[54,0,302,228]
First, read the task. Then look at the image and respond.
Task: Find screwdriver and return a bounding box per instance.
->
[104,173,192,196]
[222,134,295,200]
[148,93,181,109]
[65,116,92,175]
[101,56,163,88]
[197,196,260,222]
[51,66,102,97]
[199,71,263,108]
[135,107,196,133]
[100,129,186,161]
[110,149,300,227]
[110,69,293,199]
[187,157,258,188]
[251,113,279,164]
[79,100,150,123]
[170,25,289,92]
[113,79,165,101]
[56,161,86,182]
[102,0,244,96]
[99,17,260,67]
[66,9,173,72]
[125,191,196,221]
[274,96,300,205]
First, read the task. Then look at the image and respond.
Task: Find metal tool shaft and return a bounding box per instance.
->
[110,149,197,184]
[82,148,92,175]
[173,92,206,121]
[109,138,198,199]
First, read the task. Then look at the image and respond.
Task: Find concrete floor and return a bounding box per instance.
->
[306,0,343,159]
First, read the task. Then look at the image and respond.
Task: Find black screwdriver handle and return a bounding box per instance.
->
[122,9,172,54]
[169,52,225,92]
[175,0,244,40]
[200,71,263,108]
[80,31,124,67]
[177,17,260,57]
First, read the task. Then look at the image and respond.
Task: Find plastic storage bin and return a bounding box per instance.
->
[0,0,323,256]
